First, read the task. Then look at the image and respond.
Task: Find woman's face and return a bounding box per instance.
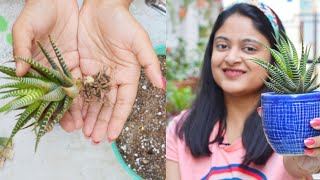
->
[211,14,271,97]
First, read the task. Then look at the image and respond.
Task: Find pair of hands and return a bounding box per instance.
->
[12,0,163,143]
[257,108,320,177]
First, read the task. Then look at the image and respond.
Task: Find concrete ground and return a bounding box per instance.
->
[0,0,165,180]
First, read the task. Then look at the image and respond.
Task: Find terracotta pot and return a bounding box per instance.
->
[172,77,199,93]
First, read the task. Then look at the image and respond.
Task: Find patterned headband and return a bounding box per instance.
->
[257,2,280,40]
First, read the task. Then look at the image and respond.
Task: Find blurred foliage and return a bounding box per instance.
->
[166,81,195,118]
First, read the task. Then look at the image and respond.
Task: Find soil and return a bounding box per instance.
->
[116,55,166,180]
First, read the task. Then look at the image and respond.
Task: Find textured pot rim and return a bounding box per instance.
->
[261,90,320,102]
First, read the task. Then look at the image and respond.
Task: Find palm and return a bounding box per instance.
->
[78,5,141,77]
[78,4,146,141]
[15,0,79,71]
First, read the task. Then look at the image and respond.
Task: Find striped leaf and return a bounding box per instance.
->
[49,35,72,78]
[304,57,320,85]
[47,96,72,130]
[0,82,33,90]
[14,56,60,84]
[248,58,297,90]
[0,88,41,99]
[36,41,60,70]
[5,101,40,148]
[41,87,66,101]
[35,101,60,151]
[262,79,285,94]
[0,91,44,112]
[5,77,57,91]
[304,74,318,91]
[299,42,309,77]
[0,65,46,80]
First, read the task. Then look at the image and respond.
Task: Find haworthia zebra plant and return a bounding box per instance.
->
[248,33,320,94]
[0,36,80,151]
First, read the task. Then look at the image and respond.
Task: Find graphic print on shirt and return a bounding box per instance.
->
[201,164,267,180]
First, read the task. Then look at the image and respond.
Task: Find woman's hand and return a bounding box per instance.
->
[12,0,83,132]
[257,108,320,178]
[78,0,164,143]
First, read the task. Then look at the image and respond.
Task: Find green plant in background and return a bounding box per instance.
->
[249,33,320,94]
[166,38,202,81]
[0,36,79,151]
[166,82,195,118]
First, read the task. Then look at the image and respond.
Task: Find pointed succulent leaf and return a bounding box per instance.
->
[49,35,72,78]
[0,90,44,113]
[41,87,66,101]
[51,69,73,87]
[0,81,33,90]
[5,101,40,148]
[35,101,60,151]
[306,83,320,93]
[267,76,291,93]
[47,96,72,130]
[304,74,318,91]
[248,58,297,90]
[262,79,285,94]
[261,43,287,73]
[14,56,60,84]
[304,57,320,85]
[0,65,46,80]
[276,38,292,78]
[33,101,51,134]
[36,41,60,70]
[5,77,58,91]
[286,33,299,67]
[0,88,40,99]
[299,42,309,77]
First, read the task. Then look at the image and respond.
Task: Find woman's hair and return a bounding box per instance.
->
[176,3,286,165]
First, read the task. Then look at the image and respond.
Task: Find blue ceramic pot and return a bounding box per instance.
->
[261,91,320,155]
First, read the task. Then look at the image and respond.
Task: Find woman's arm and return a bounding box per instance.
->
[166,160,181,180]
[283,156,314,180]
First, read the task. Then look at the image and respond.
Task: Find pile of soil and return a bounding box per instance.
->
[116,55,166,179]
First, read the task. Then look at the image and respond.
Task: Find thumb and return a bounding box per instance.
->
[12,21,33,76]
[133,30,164,90]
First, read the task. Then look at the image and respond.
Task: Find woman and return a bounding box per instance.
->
[166,3,319,180]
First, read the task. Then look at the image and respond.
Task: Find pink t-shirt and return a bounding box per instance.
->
[166,111,299,180]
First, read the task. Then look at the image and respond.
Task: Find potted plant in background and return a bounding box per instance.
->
[166,81,195,120]
[250,34,320,155]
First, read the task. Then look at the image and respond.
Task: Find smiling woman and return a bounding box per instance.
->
[211,14,271,97]
[166,2,315,180]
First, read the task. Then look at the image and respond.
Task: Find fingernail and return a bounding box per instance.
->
[108,138,115,143]
[304,138,316,146]
[310,118,320,127]
[92,141,100,145]
[305,149,313,154]
[161,76,166,91]
[257,107,262,117]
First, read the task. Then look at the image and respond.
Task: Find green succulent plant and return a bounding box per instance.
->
[249,33,320,94]
[0,36,80,151]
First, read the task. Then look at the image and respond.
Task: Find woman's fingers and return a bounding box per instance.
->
[90,87,117,143]
[310,118,320,130]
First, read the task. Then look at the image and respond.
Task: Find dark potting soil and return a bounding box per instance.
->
[116,55,166,180]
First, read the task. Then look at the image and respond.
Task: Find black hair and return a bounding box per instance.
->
[176,3,286,166]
